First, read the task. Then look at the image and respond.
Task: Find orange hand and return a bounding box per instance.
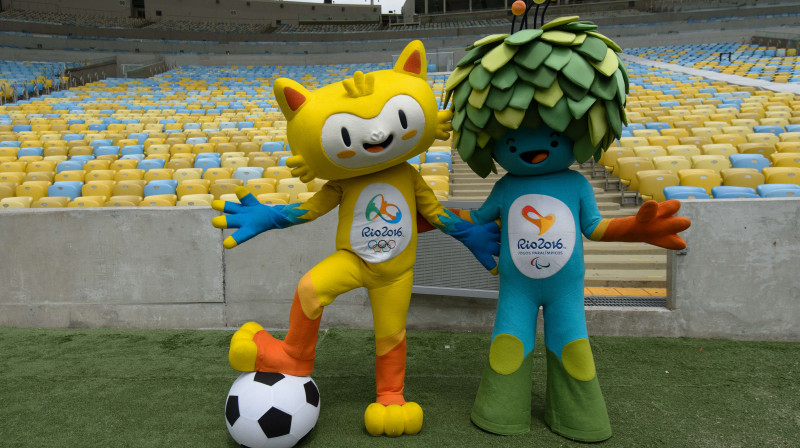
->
[600,200,691,250]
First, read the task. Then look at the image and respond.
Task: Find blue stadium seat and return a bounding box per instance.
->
[261,142,283,153]
[121,154,146,161]
[90,139,113,148]
[48,181,83,200]
[94,146,120,157]
[128,132,149,144]
[195,158,221,172]
[138,159,166,171]
[56,160,85,172]
[144,179,178,197]
[17,147,43,158]
[730,154,769,171]
[233,167,265,184]
[0,140,22,147]
[278,156,290,166]
[663,186,710,200]
[121,145,145,156]
[186,137,208,145]
[711,186,759,199]
[62,134,84,142]
[756,184,800,197]
[406,155,421,165]
[425,152,452,166]
[752,125,784,135]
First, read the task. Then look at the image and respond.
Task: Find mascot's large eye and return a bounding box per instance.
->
[398,110,407,129]
[341,127,351,147]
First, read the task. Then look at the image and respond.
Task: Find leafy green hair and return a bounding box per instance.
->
[444,16,629,178]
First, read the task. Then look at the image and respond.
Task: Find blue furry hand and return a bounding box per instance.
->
[440,211,501,273]
[211,186,298,249]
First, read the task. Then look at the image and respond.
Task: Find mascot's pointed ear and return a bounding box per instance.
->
[274,78,311,121]
[393,40,427,80]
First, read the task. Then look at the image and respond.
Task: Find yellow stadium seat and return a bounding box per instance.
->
[165,158,193,171]
[737,143,776,156]
[54,170,85,182]
[770,153,800,168]
[746,133,779,145]
[678,169,722,195]
[264,166,292,181]
[653,156,692,176]
[176,182,209,198]
[139,194,177,206]
[237,142,261,154]
[632,129,660,138]
[209,182,240,199]
[276,178,309,203]
[221,157,249,170]
[26,160,57,173]
[633,146,667,160]
[114,169,145,182]
[215,142,239,154]
[691,155,731,173]
[637,170,680,202]
[110,159,139,171]
[83,160,111,172]
[15,181,51,201]
[423,175,450,193]
[618,137,649,148]
[601,147,635,175]
[244,178,277,196]
[297,192,316,203]
[700,144,737,157]
[68,196,106,207]
[176,194,215,206]
[31,196,71,208]
[23,171,55,183]
[679,136,713,147]
[192,143,216,154]
[779,132,800,142]
[203,167,233,183]
[721,168,765,189]
[419,163,450,177]
[144,168,175,182]
[0,196,33,208]
[106,195,143,206]
[173,168,204,181]
[762,167,800,185]
[647,136,679,148]
[248,157,277,170]
[113,180,146,197]
[82,181,115,200]
[69,146,94,157]
[1,161,26,173]
[776,142,800,153]
[145,144,171,156]
[256,193,290,205]
[659,128,690,139]
[84,170,116,182]
[711,133,747,146]
[666,144,701,160]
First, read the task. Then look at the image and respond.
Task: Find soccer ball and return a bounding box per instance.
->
[225,372,321,448]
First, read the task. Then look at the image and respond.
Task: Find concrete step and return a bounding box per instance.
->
[584,269,667,288]
[584,241,667,255]
[584,254,666,270]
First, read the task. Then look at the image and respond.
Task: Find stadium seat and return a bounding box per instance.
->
[721,168,765,189]
[177,194,215,206]
[68,196,106,207]
[113,180,146,197]
[711,186,759,199]
[48,181,83,200]
[762,167,800,185]
[256,192,291,204]
[678,169,722,195]
[637,171,680,202]
[0,196,33,208]
[770,153,800,168]
[276,178,308,203]
[144,179,178,197]
[31,196,71,208]
[663,186,711,200]
[139,194,178,206]
[756,184,800,197]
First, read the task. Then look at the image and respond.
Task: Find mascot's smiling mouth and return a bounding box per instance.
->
[520,150,549,165]
[364,135,394,153]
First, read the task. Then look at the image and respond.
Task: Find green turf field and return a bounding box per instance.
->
[1,326,798,447]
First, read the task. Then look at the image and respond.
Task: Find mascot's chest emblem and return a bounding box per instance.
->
[351,183,411,263]
[507,194,575,279]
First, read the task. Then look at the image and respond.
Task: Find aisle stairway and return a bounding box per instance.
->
[446,150,669,290]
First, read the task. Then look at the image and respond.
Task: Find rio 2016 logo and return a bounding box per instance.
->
[521,205,555,235]
[365,194,402,224]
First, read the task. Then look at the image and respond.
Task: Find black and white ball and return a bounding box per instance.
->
[225,372,320,448]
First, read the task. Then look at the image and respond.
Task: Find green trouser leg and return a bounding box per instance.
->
[470,352,534,435]
[544,348,612,442]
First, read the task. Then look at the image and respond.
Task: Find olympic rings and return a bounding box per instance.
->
[367,239,397,252]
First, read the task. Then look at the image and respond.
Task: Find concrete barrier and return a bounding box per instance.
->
[0,199,798,341]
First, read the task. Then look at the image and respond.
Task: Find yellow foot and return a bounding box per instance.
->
[228,322,264,371]
[364,402,423,437]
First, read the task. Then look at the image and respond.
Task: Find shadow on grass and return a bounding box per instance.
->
[0,327,798,447]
